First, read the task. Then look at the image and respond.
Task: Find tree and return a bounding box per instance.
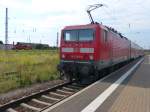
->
[35,44,43,49]
[0,41,3,44]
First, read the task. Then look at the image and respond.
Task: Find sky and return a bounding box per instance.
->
[0,0,150,49]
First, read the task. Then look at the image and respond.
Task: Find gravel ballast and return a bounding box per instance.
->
[0,80,65,105]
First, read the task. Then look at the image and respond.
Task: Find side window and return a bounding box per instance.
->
[103,30,108,42]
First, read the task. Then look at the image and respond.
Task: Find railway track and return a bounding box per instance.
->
[0,81,86,112]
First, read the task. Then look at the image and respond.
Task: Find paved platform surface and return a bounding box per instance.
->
[43,56,149,112]
[98,55,150,112]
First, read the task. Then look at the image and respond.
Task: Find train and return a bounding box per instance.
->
[57,4,144,83]
[13,42,32,50]
[13,42,50,50]
[57,23,144,83]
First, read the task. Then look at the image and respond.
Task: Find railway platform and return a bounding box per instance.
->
[43,55,149,112]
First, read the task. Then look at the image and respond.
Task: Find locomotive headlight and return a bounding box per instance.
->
[62,54,65,58]
[89,55,93,60]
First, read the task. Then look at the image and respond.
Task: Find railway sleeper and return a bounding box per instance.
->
[7,108,18,112]
[67,85,82,90]
[57,89,74,94]
[62,87,76,91]
[50,92,67,97]
[21,103,41,112]
[32,99,51,106]
[42,95,60,102]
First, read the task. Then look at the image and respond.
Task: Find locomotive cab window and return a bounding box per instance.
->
[63,30,78,41]
[63,29,94,41]
[79,29,94,41]
[103,30,108,42]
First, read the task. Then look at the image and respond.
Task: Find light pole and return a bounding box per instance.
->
[5,8,8,50]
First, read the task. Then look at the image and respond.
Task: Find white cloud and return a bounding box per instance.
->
[31,0,83,13]
[0,0,29,9]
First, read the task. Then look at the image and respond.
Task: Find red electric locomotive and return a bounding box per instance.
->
[57,4,144,83]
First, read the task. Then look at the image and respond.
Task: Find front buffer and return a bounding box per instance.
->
[57,60,98,84]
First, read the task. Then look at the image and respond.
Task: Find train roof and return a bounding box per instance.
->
[63,24,99,30]
[63,23,112,30]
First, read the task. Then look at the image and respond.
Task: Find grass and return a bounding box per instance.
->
[0,50,59,93]
[144,52,150,55]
